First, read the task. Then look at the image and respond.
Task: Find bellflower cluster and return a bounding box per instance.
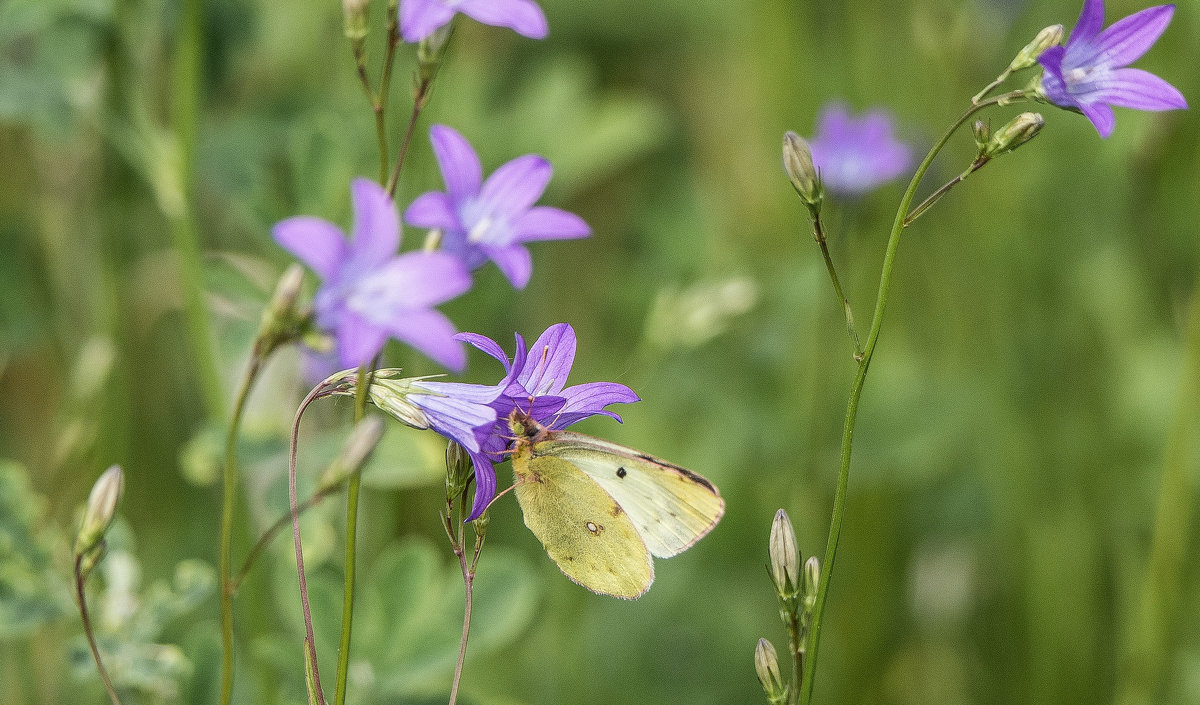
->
[1037,0,1186,138]
[806,103,912,196]
[454,323,640,519]
[274,179,471,370]
[405,125,592,289]
[400,0,548,43]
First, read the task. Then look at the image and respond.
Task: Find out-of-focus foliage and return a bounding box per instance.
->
[2,0,1200,704]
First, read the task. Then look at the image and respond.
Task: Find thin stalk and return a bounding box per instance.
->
[783,608,803,705]
[219,353,264,705]
[444,491,486,705]
[798,91,1026,705]
[904,157,989,227]
[386,76,434,198]
[1114,277,1200,705]
[332,366,372,705]
[809,212,862,357]
[75,556,122,705]
[291,385,330,705]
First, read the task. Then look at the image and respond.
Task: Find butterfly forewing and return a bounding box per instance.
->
[512,449,655,599]
[536,433,725,559]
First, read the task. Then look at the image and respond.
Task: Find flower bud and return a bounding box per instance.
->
[769,508,801,600]
[973,120,991,153]
[255,264,310,357]
[343,0,369,41]
[803,555,820,615]
[985,112,1044,157]
[782,131,822,210]
[319,416,385,491]
[418,24,453,83]
[75,465,124,558]
[445,440,474,500]
[1009,24,1063,72]
[755,638,787,703]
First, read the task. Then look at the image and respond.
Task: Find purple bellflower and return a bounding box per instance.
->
[404,125,591,289]
[1038,0,1186,138]
[400,0,548,44]
[274,178,472,371]
[807,103,913,196]
[453,323,640,519]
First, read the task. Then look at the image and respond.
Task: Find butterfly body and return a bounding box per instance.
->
[509,411,725,599]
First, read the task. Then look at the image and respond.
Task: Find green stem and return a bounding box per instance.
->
[798,91,1026,705]
[333,366,371,705]
[1114,277,1200,705]
[809,212,862,357]
[219,354,264,705]
[75,556,122,705]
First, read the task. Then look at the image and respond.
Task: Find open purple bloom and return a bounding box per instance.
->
[400,0,548,43]
[274,178,472,371]
[1038,0,1186,138]
[453,323,640,519]
[806,103,912,196]
[404,125,591,289]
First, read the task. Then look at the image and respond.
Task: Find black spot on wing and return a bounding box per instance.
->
[616,467,627,478]
[635,454,717,493]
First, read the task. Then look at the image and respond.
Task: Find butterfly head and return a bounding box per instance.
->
[507,407,551,447]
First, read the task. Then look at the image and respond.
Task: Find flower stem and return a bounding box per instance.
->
[798,91,1025,705]
[219,353,264,705]
[444,492,487,705]
[75,555,122,705]
[333,365,371,705]
[808,211,862,358]
[291,385,330,705]
[1114,276,1200,705]
[386,76,435,199]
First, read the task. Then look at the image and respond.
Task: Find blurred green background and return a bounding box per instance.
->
[3,0,1200,703]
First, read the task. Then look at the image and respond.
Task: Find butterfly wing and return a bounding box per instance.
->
[512,446,655,599]
[535,433,725,559]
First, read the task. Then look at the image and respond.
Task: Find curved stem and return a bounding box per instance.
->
[231,481,347,593]
[291,385,330,705]
[75,556,122,705]
[333,366,372,705]
[809,212,862,357]
[219,354,263,705]
[798,91,1026,705]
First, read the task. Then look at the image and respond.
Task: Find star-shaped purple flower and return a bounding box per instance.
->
[404,125,591,289]
[274,178,472,371]
[1038,0,1186,138]
[400,0,548,44]
[807,103,913,196]
[453,323,640,519]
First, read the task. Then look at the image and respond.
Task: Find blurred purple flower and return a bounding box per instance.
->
[400,0,548,43]
[1038,0,1186,138]
[807,103,912,196]
[404,125,591,289]
[454,323,640,519]
[274,178,472,371]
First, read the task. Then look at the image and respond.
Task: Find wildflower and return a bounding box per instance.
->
[806,103,912,196]
[454,323,640,518]
[404,125,590,289]
[1037,0,1186,138]
[274,178,472,371]
[400,0,548,44]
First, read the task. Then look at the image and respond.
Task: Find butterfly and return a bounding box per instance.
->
[507,409,725,599]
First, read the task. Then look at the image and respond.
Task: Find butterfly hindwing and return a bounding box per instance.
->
[534,433,725,559]
[513,449,655,599]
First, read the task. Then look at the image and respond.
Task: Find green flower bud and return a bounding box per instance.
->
[755,638,787,703]
[255,264,310,358]
[769,508,801,600]
[418,24,453,83]
[985,112,1045,157]
[75,465,124,559]
[973,119,991,153]
[1009,24,1064,72]
[803,555,820,616]
[782,131,822,211]
[319,416,385,491]
[445,440,474,500]
[343,0,369,42]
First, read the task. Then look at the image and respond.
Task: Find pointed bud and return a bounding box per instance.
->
[343,0,369,41]
[973,120,991,153]
[75,465,124,559]
[769,509,801,600]
[445,440,474,500]
[319,416,385,491]
[802,556,820,616]
[255,264,310,358]
[782,132,822,211]
[755,638,787,703]
[418,24,453,83]
[985,112,1044,157]
[1009,25,1063,72]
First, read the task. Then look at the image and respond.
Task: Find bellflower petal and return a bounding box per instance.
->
[455,332,514,371]
[457,0,548,39]
[518,322,576,396]
[512,206,592,241]
[346,179,401,274]
[365,252,472,310]
[336,310,389,368]
[400,0,456,43]
[386,308,468,371]
[1038,0,1186,137]
[558,382,641,417]
[273,217,347,280]
[477,155,552,217]
[466,450,498,520]
[431,125,483,203]
[480,245,533,289]
[404,191,459,231]
[806,103,912,196]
